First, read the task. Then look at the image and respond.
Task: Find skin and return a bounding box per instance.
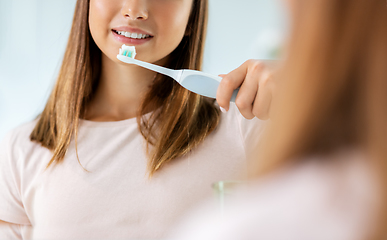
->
[86,0,193,121]
[86,0,278,121]
[217,60,278,120]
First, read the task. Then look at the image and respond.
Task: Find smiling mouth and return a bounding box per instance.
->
[112,30,153,39]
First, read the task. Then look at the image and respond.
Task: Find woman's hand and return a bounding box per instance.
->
[216,59,278,120]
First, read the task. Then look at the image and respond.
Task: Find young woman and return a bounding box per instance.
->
[171,0,387,239]
[0,0,274,239]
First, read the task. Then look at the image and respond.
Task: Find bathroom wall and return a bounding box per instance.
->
[0,0,77,139]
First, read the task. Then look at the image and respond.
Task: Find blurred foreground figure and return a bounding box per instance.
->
[171,0,387,239]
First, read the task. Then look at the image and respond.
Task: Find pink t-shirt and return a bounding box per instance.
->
[0,104,263,239]
[170,151,380,240]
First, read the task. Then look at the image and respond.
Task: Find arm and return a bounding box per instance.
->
[0,131,30,237]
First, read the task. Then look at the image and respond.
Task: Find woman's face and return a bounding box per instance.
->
[89,0,193,64]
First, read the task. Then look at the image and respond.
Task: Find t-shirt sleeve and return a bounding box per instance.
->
[0,131,30,225]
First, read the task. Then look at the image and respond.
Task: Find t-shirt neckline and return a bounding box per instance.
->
[79,117,138,128]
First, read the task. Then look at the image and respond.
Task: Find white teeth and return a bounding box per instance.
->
[116,30,150,39]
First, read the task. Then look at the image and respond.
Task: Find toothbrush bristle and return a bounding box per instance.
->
[119,44,136,59]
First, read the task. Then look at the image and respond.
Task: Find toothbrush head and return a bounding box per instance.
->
[119,44,136,59]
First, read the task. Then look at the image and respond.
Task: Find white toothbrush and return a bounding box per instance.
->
[117,45,238,102]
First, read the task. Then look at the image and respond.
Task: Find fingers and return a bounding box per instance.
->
[252,71,274,120]
[217,59,276,120]
[234,62,264,119]
[217,69,245,111]
[217,60,260,111]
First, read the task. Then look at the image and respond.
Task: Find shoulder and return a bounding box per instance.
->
[247,150,378,206]
[0,119,45,166]
[235,152,378,237]
[1,120,39,149]
[171,151,378,240]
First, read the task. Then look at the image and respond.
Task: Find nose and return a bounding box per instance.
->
[122,0,149,20]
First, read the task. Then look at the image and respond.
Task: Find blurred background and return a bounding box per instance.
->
[0,0,287,140]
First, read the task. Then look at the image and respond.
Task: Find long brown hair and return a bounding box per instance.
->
[30,0,220,176]
[253,0,387,238]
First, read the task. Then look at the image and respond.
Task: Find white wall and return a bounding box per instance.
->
[0,0,77,139]
[0,0,286,140]
[204,0,287,74]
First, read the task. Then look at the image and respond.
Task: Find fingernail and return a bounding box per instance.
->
[220,107,228,113]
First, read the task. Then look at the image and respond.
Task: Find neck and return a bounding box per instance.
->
[85,54,156,121]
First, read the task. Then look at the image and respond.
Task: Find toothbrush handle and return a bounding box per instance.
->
[117,55,181,80]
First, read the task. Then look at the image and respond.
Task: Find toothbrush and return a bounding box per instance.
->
[117,44,238,102]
